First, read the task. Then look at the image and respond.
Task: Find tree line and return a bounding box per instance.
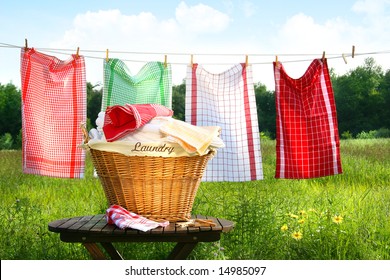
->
[1,57,389,149]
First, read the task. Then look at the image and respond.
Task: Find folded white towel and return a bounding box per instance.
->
[96,111,105,132]
[157,117,225,155]
[88,128,101,140]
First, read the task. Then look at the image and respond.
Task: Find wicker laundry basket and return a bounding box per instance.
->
[89,147,214,221]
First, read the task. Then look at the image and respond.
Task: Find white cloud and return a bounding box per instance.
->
[264,2,390,89]
[276,13,355,53]
[351,0,390,42]
[53,9,180,50]
[241,1,256,18]
[273,0,389,55]
[175,1,230,33]
[52,2,231,50]
[48,2,232,86]
[352,0,390,15]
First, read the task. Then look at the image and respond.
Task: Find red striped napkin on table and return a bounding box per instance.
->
[106,205,169,232]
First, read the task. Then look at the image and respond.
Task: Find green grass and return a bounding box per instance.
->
[0,139,389,260]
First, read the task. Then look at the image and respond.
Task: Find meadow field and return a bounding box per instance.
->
[0,139,389,260]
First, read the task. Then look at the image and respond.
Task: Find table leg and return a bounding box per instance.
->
[83,243,107,260]
[101,242,123,260]
[168,243,198,260]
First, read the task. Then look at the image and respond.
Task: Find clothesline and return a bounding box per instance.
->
[2,41,390,66]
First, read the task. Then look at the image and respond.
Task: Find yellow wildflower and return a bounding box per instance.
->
[298,219,305,224]
[291,231,303,240]
[299,210,306,216]
[281,224,289,232]
[332,215,344,224]
[289,213,299,219]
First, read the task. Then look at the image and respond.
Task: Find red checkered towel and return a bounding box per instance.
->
[20,48,86,178]
[274,59,342,179]
[106,205,169,231]
[185,63,263,181]
[103,104,173,142]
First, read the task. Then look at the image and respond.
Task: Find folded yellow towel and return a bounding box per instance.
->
[158,117,223,155]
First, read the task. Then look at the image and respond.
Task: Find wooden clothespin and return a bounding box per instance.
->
[24,38,28,50]
[275,55,279,67]
[164,54,167,68]
[245,55,249,67]
[190,54,193,67]
[106,49,109,62]
[322,51,326,62]
[352,45,355,58]
[76,47,80,58]
[342,53,348,64]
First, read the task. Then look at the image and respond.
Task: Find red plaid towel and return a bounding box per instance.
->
[274,59,342,179]
[106,205,169,231]
[103,104,173,142]
[20,48,86,178]
[185,63,263,181]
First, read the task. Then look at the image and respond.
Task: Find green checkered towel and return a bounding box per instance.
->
[102,59,172,111]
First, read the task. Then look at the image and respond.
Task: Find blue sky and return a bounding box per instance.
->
[1,0,390,90]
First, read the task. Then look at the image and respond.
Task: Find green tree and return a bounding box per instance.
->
[255,83,276,139]
[172,82,185,121]
[87,82,102,129]
[379,69,390,129]
[0,83,21,148]
[333,57,385,135]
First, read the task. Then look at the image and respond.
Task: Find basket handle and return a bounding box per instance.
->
[80,122,90,144]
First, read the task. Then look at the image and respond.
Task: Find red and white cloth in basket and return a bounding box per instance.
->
[106,205,169,232]
[103,104,173,142]
[20,48,86,178]
[274,59,342,179]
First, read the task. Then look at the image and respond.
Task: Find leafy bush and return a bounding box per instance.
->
[341,131,353,139]
[356,130,377,139]
[0,133,13,150]
[375,128,390,138]
[260,131,272,140]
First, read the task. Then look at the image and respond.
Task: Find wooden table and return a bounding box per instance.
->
[48,214,234,260]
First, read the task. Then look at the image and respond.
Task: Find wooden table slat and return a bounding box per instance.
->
[67,215,96,231]
[48,218,72,232]
[217,218,235,232]
[89,216,109,232]
[78,215,105,231]
[164,222,178,233]
[123,228,140,235]
[54,216,83,230]
[100,223,116,234]
[149,226,164,235]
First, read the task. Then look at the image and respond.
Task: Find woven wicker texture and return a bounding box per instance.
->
[90,149,214,221]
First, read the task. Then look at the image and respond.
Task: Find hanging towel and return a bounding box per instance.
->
[103,104,173,142]
[185,63,263,181]
[274,59,342,179]
[20,48,86,178]
[102,59,172,111]
[106,205,169,232]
